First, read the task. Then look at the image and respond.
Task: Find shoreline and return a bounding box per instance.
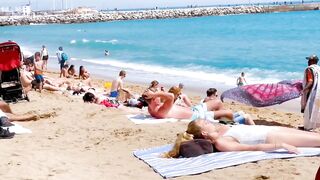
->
[0,3,319,26]
[0,68,318,180]
[46,64,302,114]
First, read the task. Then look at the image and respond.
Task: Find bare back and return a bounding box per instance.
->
[111,77,122,92]
[148,97,193,119]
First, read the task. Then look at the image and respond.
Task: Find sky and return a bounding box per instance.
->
[0,0,306,10]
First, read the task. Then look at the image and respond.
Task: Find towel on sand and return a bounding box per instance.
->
[133,144,320,178]
[6,123,32,134]
[127,114,190,124]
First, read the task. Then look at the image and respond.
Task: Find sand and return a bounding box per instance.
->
[0,71,319,180]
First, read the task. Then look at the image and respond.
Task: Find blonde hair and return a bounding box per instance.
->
[163,120,204,158]
[168,86,181,102]
[149,80,159,88]
[162,132,194,158]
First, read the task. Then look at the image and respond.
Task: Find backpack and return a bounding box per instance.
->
[61,53,68,61]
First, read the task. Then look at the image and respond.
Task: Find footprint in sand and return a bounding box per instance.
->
[254,175,270,179]
[37,111,57,119]
[111,128,143,138]
[26,109,59,120]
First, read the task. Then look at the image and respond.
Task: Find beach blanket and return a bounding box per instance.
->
[5,123,32,134]
[221,80,303,107]
[127,114,190,124]
[133,144,320,178]
[302,64,320,130]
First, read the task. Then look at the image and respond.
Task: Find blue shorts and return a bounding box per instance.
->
[110,91,119,98]
[233,112,246,124]
[191,103,215,122]
[60,60,65,70]
[34,74,44,83]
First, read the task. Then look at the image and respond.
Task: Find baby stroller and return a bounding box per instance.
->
[0,41,29,103]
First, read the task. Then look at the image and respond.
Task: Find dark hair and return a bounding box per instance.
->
[79,65,84,77]
[34,52,41,57]
[83,92,95,103]
[59,46,63,51]
[68,64,74,71]
[119,70,126,76]
[206,88,217,97]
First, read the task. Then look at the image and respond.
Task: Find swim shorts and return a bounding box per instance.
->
[233,112,247,124]
[191,103,216,122]
[110,91,119,98]
[34,74,44,83]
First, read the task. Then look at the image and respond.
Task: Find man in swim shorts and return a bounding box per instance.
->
[110,70,132,102]
[145,90,240,122]
[33,52,44,92]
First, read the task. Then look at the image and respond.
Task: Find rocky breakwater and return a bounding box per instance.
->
[0,6,264,26]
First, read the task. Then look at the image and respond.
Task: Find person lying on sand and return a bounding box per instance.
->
[0,101,55,126]
[164,119,320,158]
[83,92,119,108]
[143,90,253,124]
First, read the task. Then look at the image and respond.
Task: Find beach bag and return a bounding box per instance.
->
[61,53,68,61]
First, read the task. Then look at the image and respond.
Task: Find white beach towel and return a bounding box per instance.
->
[5,123,32,134]
[133,144,320,178]
[127,114,190,124]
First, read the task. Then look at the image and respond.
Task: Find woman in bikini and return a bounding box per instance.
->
[79,65,92,86]
[165,119,320,158]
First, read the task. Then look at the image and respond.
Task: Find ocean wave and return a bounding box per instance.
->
[82,38,90,43]
[82,59,301,87]
[94,39,118,44]
[70,40,77,44]
[69,39,118,45]
[20,46,37,57]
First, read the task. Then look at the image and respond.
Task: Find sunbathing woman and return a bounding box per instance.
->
[165,119,320,157]
[79,65,92,86]
[67,65,77,77]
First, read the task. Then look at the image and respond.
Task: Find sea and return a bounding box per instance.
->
[1,10,319,93]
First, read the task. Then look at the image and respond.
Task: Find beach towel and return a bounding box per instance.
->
[133,144,320,178]
[5,123,32,134]
[301,64,320,130]
[127,114,190,124]
[221,80,303,107]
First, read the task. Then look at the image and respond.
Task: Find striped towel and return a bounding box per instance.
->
[127,114,190,124]
[133,144,320,178]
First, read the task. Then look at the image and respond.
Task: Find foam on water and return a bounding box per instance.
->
[83,58,301,87]
[81,38,90,43]
[70,40,77,44]
[2,10,318,91]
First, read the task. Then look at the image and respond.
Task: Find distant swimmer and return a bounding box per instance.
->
[105,50,110,56]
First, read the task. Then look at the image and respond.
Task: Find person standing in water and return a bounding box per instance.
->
[40,45,49,70]
[236,72,247,87]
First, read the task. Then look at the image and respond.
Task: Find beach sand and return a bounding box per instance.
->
[0,71,319,180]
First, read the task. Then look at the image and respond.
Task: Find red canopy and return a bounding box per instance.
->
[0,41,22,71]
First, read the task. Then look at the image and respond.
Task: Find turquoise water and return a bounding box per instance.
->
[1,10,320,90]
